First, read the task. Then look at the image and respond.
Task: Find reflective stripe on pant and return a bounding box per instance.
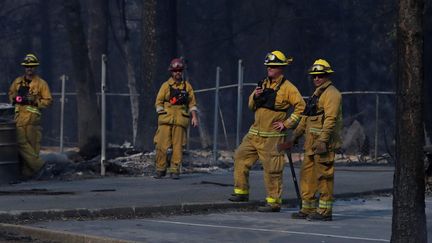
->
[16,125,44,177]
[154,124,186,173]
[233,134,285,205]
[300,152,335,215]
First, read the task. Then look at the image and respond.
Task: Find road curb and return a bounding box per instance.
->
[0,189,393,243]
[0,188,392,224]
[0,223,137,243]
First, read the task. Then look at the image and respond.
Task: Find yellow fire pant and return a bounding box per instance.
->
[300,152,335,216]
[154,124,186,173]
[16,125,45,177]
[233,134,285,205]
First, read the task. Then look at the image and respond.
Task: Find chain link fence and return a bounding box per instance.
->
[0,60,396,164]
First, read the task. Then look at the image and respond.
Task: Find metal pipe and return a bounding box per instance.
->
[186,126,190,151]
[59,75,66,153]
[236,60,243,147]
[194,83,256,93]
[375,94,379,162]
[219,107,229,149]
[100,54,107,176]
[341,91,395,95]
[213,67,221,164]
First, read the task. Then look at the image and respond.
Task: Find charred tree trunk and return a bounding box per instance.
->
[136,0,158,151]
[87,0,108,89]
[158,0,177,63]
[392,0,426,242]
[39,0,55,144]
[124,44,140,146]
[39,0,53,87]
[86,0,107,152]
[425,2,432,145]
[64,0,101,158]
[119,0,140,146]
[135,0,178,150]
[346,0,359,121]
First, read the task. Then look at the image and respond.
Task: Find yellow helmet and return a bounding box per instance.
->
[21,53,40,67]
[264,50,293,66]
[309,59,334,75]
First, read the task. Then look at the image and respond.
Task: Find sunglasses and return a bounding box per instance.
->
[267,66,282,69]
[311,74,326,79]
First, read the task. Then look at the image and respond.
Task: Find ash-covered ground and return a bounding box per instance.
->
[35,145,395,182]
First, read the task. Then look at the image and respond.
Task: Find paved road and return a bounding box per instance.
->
[31,195,432,243]
[0,166,393,214]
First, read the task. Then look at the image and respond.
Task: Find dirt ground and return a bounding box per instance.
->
[0,231,58,243]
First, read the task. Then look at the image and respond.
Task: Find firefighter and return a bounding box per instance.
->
[8,54,52,178]
[153,58,198,179]
[228,51,305,212]
[290,59,342,221]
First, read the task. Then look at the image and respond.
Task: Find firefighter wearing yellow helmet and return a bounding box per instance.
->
[229,50,305,212]
[263,51,293,66]
[290,58,342,221]
[153,58,199,179]
[8,54,52,178]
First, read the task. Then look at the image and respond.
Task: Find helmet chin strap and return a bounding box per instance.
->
[25,71,34,81]
[172,74,183,82]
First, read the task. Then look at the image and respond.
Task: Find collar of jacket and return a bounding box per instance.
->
[313,80,332,96]
[264,75,284,88]
[19,75,40,85]
[167,77,186,87]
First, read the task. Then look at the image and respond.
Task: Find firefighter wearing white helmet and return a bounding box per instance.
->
[290,58,342,221]
[8,53,52,178]
[229,50,305,212]
[153,58,199,179]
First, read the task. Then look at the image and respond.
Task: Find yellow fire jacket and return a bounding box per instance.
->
[155,78,197,128]
[294,81,343,155]
[8,75,52,127]
[247,75,305,137]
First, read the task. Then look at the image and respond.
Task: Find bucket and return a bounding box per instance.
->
[0,103,19,183]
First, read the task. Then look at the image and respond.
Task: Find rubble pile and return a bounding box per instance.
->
[35,145,394,181]
[108,149,235,175]
[36,149,236,180]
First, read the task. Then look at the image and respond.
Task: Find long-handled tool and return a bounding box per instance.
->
[277,141,302,209]
[287,152,301,209]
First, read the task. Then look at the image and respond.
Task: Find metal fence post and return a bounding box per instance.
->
[101,54,107,176]
[219,107,229,148]
[59,75,66,153]
[213,67,221,163]
[236,60,243,147]
[186,127,190,151]
[374,94,379,162]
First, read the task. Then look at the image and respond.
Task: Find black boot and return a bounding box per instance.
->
[170,173,180,180]
[257,204,281,212]
[291,211,309,219]
[153,171,166,179]
[306,212,332,221]
[228,194,249,202]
